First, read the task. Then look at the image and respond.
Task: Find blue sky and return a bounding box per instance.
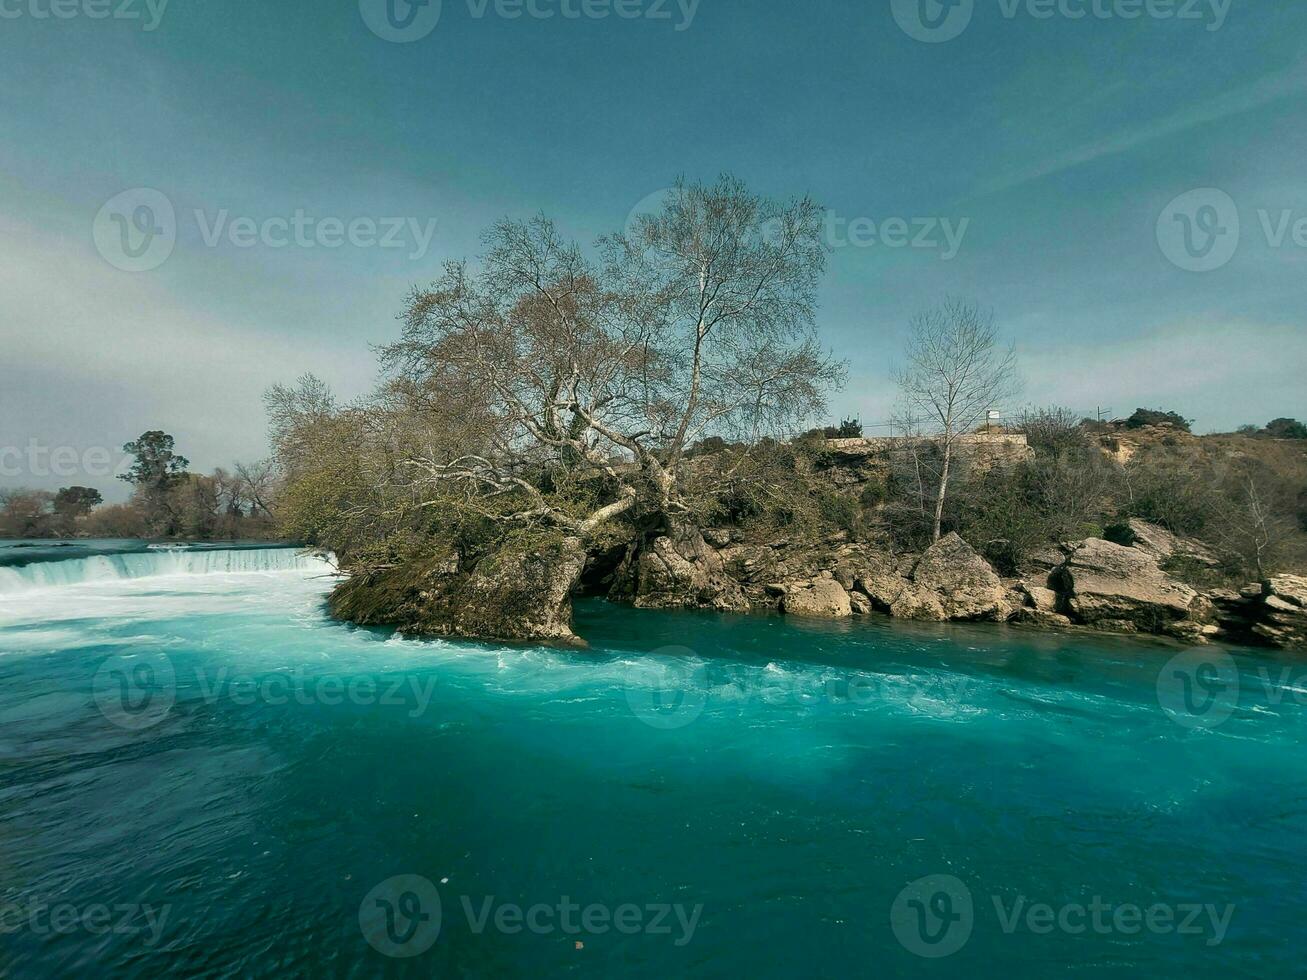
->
[2,0,1305,497]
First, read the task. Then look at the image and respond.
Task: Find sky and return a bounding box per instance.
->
[1,0,1305,499]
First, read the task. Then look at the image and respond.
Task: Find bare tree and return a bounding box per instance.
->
[895,300,1018,542]
[1211,473,1294,580]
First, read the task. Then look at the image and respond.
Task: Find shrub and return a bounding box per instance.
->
[1125,408,1192,432]
[1265,418,1307,440]
[1015,406,1087,456]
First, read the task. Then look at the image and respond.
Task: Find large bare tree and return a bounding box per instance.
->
[376,175,843,539]
[895,300,1018,542]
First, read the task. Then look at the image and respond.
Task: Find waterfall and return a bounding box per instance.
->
[0,548,336,595]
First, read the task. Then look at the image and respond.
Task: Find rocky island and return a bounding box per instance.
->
[250,178,1306,654]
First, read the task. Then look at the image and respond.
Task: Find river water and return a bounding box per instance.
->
[0,545,1303,976]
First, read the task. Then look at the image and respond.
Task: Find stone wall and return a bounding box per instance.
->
[823,433,1034,467]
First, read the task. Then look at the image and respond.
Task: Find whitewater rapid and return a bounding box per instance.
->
[0,547,336,596]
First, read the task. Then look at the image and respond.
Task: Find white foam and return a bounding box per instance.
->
[0,548,334,595]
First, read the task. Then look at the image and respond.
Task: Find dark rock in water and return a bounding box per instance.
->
[329,535,588,644]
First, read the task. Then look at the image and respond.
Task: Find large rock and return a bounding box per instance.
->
[781,577,853,618]
[1114,518,1219,568]
[911,532,1010,621]
[1050,538,1208,638]
[329,535,588,644]
[851,563,942,621]
[611,530,749,612]
[1252,575,1307,648]
[453,536,588,642]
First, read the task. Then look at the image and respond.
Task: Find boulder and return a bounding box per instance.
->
[912,532,1010,621]
[1020,582,1060,614]
[612,530,749,612]
[1016,607,1073,629]
[890,588,947,622]
[1251,575,1307,648]
[328,535,588,644]
[855,564,913,611]
[453,536,588,642]
[781,578,853,618]
[1117,518,1219,568]
[1050,538,1208,638]
[849,591,872,615]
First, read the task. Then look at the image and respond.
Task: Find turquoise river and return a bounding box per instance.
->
[0,543,1303,976]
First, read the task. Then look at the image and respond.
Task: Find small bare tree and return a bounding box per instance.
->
[895,300,1018,542]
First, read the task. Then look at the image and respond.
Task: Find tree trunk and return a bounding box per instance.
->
[932,441,951,543]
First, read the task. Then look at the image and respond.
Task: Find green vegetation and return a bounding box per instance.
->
[0,432,276,540]
[1125,408,1192,432]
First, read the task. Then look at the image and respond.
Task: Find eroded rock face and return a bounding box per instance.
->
[912,532,1010,621]
[1253,575,1307,648]
[1118,518,1219,567]
[453,536,588,642]
[328,535,588,644]
[1050,538,1208,639]
[781,577,853,618]
[611,530,749,612]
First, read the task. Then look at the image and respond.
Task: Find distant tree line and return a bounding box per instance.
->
[0,431,278,540]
